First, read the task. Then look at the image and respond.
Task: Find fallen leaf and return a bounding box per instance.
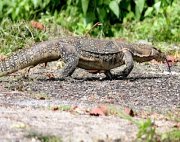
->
[90,108,105,116]
[124,107,134,117]
[89,105,108,116]
[98,105,108,115]
[52,106,59,111]
[0,54,6,61]
[39,97,45,100]
[173,122,180,128]
[31,20,45,30]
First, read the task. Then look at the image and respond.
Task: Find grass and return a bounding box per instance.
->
[49,105,72,112]
[0,19,70,55]
[107,106,180,142]
[27,131,62,142]
[32,93,50,100]
[161,129,180,142]
[108,106,157,141]
[0,19,44,55]
[0,18,179,57]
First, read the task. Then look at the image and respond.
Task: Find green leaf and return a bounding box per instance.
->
[144,7,154,17]
[0,1,3,16]
[154,1,161,13]
[84,11,96,24]
[116,0,121,4]
[135,0,145,20]
[97,7,107,22]
[31,0,38,8]
[103,0,111,5]
[81,0,90,15]
[97,0,103,5]
[109,0,119,18]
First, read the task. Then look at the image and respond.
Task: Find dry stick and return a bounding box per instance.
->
[84,22,103,36]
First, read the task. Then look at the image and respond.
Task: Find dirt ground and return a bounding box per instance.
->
[0,61,179,142]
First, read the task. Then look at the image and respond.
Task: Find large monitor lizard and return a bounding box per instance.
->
[0,37,170,79]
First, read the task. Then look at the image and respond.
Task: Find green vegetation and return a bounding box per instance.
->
[108,106,180,142]
[27,131,62,142]
[0,0,179,50]
[0,19,47,54]
[135,119,156,142]
[54,105,72,111]
[161,129,180,142]
[108,106,157,141]
[0,0,179,55]
[0,18,75,55]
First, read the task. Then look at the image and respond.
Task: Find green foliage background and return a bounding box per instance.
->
[0,0,179,43]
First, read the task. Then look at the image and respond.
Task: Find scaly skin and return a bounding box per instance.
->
[0,37,169,79]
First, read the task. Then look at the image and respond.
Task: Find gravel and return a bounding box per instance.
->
[0,62,179,141]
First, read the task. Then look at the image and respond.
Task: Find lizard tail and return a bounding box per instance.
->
[0,40,61,77]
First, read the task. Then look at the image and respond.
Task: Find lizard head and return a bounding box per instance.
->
[131,44,165,62]
[131,44,171,72]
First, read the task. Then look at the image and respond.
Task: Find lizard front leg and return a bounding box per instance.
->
[113,49,134,78]
[59,44,79,79]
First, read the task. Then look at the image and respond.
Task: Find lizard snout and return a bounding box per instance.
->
[151,47,166,62]
[155,52,171,72]
[151,48,171,72]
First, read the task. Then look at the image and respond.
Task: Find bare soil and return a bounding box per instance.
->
[0,61,179,142]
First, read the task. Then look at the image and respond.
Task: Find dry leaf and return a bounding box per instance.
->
[52,106,59,111]
[173,122,180,128]
[39,97,45,100]
[124,107,134,117]
[90,105,108,116]
[31,20,45,30]
[0,54,6,61]
[90,108,105,116]
[98,105,108,115]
